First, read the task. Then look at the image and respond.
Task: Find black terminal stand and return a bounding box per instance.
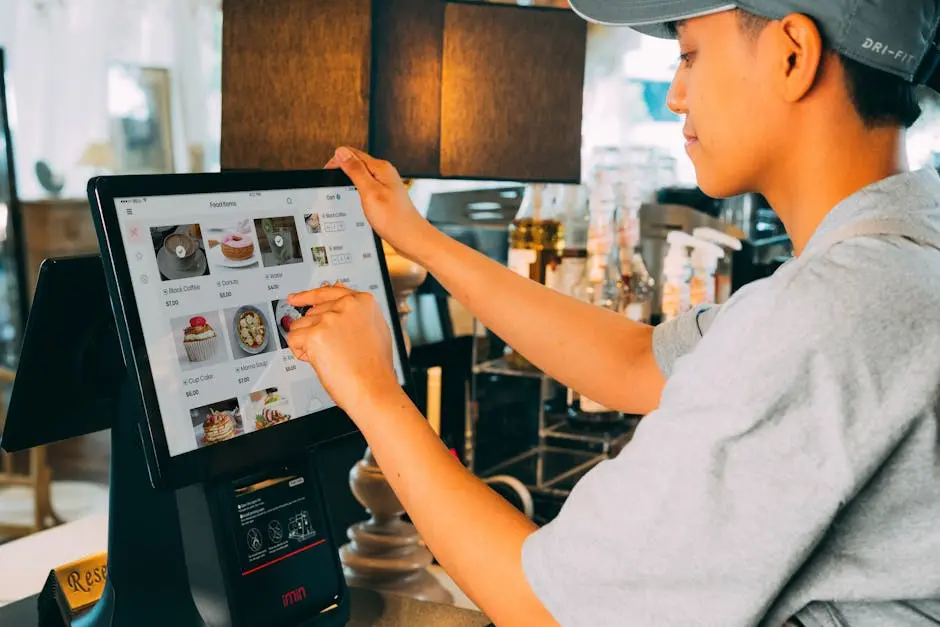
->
[1,255,349,627]
[178,457,348,627]
[77,370,207,627]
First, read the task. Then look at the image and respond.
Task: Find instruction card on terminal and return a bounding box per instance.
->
[233,472,324,576]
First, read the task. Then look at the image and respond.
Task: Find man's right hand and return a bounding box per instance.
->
[326,146,432,261]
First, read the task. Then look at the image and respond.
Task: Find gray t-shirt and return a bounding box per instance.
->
[522,168,940,626]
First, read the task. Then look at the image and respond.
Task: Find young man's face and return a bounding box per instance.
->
[667,10,782,198]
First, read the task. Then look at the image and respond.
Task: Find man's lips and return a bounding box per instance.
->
[683,131,698,145]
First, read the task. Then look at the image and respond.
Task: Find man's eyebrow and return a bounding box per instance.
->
[667,19,688,37]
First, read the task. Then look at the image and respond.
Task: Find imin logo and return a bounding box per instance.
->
[282,585,307,608]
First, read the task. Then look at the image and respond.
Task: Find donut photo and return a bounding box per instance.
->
[203,218,260,272]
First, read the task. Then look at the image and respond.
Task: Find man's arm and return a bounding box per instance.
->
[328,146,665,415]
[416,227,664,415]
[286,286,557,624]
[350,387,557,627]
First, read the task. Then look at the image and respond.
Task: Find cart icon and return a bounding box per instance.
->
[288,511,316,542]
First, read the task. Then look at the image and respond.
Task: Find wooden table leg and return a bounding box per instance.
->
[31,447,62,530]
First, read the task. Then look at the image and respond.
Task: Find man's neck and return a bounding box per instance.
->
[761,123,909,256]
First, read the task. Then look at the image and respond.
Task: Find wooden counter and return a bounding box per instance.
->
[0,586,490,626]
[0,513,486,625]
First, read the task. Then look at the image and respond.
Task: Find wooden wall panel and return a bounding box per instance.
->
[440,3,587,182]
[221,0,587,182]
[369,0,445,178]
[221,0,373,171]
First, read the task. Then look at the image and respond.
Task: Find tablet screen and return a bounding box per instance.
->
[114,185,404,457]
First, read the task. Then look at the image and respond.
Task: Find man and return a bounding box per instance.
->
[286,1,940,625]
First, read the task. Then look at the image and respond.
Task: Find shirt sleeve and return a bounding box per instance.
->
[652,305,721,378]
[521,264,910,626]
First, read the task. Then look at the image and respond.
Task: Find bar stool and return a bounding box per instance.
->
[0,366,62,538]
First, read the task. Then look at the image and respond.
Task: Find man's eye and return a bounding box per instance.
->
[678,52,695,67]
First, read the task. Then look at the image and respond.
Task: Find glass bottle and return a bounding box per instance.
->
[506,183,564,369]
[617,194,653,324]
[585,147,623,268]
[545,183,589,297]
[566,204,626,427]
[624,248,654,323]
[508,183,565,284]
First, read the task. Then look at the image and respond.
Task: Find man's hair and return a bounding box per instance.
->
[734,9,922,128]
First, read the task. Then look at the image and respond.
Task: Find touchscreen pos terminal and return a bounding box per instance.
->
[73,170,410,626]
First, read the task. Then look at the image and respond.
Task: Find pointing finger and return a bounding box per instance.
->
[286,314,319,333]
[286,326,313,359]
[287,284,356,308]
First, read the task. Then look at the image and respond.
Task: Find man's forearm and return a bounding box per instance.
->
[348,387,556,627]
[412,225,665,415]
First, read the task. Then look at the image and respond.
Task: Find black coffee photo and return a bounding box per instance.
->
[150,224,211,281]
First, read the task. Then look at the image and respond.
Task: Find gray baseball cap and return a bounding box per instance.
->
[568,0,940,89]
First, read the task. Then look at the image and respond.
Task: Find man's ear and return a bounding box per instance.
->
[772,13,824,103]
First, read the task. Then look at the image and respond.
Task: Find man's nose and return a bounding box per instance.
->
[666,71,687,116]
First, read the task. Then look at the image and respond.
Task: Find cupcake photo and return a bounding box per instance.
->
[183,316,218,362]
[172,311,230,371]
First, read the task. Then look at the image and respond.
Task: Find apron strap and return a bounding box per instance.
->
[806,219,940,257]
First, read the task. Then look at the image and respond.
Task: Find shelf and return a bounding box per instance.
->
[479,445,604,498]
[542,413,639,455]
[548,458,601,495]
[472,357,548,379]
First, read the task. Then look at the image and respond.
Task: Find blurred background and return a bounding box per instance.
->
[0,0,937,549]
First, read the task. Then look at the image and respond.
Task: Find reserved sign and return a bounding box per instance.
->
[52,552,108,616]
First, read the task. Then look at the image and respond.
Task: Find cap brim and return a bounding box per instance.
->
[568,0,739,38]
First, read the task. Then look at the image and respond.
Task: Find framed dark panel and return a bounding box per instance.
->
[440,2,587,182]
[0,51,10,205]
[369,0,445,177]
[0,49,27,369]
[220,0,373,171]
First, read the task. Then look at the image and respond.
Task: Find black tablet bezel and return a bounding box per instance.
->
[88,170,414,489]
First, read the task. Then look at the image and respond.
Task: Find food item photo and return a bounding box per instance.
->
[205,218,258,269]
[304,212,321,234]
[202,407,237,445]
[221,233,255,261]
[183,316,218,362]
[273,299,304,349]
[237,308,266,350]
[151,224,209,281]
[225,304,275,359]
[252,389,292,430]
